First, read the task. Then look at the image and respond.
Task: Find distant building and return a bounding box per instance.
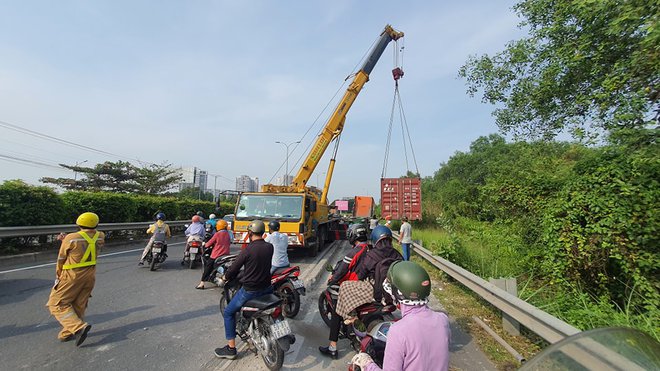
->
[177,167,207,191]
[236,175,259,192]
[275,175,293,186]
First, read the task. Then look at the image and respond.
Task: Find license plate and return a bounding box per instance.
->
[292,279,305,289]
[270,319,291,339]
[189,247,199,254]
[152,247,161,253]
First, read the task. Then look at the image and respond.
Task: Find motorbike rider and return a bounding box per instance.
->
[351,261,451,371]
[205,213,219,236]
[265,220,289,274]
[185,215,206,251]
[139,212,171,266]
[196,219,232,290]
[214,220,274,360]
[319,223,370,359]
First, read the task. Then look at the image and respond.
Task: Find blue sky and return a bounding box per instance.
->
[0,1,524,202]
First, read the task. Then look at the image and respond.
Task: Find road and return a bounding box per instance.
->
[0,238,495,371]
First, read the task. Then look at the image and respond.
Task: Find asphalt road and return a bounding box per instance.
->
[0,237,495,371]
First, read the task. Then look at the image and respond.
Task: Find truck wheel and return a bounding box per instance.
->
[307,238,319,257]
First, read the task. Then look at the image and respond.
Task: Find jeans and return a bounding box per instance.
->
[270,264,290,274]
[402,243,411,261]
[223,286,273,340]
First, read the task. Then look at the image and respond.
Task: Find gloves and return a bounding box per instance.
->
[351,352,374,369]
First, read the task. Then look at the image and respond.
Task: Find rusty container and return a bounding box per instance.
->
[380,177,422,220]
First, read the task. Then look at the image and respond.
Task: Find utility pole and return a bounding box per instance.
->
[73,160,88,188]
[275,140,301,185]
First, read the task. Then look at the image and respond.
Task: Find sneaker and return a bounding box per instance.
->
[318,346,338,359]
[214,345,237,359]
[75,324,92,347]
[138,261,144,266]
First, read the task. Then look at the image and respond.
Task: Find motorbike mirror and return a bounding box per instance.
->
[324,263,333,272]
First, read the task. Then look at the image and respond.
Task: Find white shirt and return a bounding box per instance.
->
[265,231,289,267]
[400,222,413,243]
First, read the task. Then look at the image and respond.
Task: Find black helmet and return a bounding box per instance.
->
[156,212,166,220]
[268,220,280,231]
[196,211,204,217]
[348,224,368,244]
[384,261,431,305]
[248,220,266,235]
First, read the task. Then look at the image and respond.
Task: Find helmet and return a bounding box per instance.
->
[196,211,204,217]
[216,220,228,231]
[268,220,280,231]
[370,225,392,244]
[192,215,201,223]
[385,215,392,221]
[385,261,431,305]
[248,220,266,235]
[348,224,368,244]
[76,212,99,229]
[156,212,165,220]
[209,214,216,219]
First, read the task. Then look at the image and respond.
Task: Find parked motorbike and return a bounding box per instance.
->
[271,266,306,318]
[144,240,168,271]
[182,237,204,269]
[235,294,295,370]
[348,321,392,371]
[318,285,397,352]
[216,256,306,320]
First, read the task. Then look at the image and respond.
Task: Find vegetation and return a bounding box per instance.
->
[40,160,182,194]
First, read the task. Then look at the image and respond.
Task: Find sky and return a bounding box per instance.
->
[0,1,525,202]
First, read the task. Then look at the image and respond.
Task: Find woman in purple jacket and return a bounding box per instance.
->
[351,261,451,371]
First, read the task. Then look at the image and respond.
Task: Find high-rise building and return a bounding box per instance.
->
[236,175,259,192]
[196,170,208,191]
[177,167,207,191]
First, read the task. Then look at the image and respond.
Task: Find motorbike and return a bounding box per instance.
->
[235,294,295,370]
[144,240,168,271]
[182,236,204,269]
[216,255,306,320]
[271,266,306,318]
[318,285,397,353]
[347,321,392,371]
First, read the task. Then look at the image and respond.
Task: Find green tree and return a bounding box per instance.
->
[176,187,214,201]
[459,0,659,139]
[135,163,183,194]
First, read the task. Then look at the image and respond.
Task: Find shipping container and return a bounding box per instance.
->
[380,178,422,220]
[353,196,375,218]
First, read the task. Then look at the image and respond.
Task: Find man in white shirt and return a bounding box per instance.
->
[265,220,289,274]
[398,216,413,261]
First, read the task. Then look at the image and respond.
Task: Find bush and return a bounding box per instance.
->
[61,192,137,223]
[0,180,66,226]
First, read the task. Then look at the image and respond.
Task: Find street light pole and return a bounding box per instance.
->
[275,140,301,185]
[74,160,88,182]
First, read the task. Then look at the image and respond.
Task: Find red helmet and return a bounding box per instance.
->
[192,215,201,223]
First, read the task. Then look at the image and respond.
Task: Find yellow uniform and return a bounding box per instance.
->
[46,229,105,340]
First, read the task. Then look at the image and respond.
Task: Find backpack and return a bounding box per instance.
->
[373,252,403,304]
[339,243,369,283]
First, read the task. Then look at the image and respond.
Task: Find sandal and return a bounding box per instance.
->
[195,284,205,290]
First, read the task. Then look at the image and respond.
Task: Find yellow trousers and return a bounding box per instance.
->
[46,267,96,340]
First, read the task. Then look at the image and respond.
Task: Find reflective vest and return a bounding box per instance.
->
[62,231,99,269]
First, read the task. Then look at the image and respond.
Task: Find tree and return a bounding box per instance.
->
[459,0,659,140]
[176,187,214,201]
[41,161,182,194]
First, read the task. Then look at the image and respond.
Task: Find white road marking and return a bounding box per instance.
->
[0,242,185,274]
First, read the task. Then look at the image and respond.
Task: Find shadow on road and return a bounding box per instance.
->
[0,305,154,340]
[0,278,53,306]
[84,304,218,347]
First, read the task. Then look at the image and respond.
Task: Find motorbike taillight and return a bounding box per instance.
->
[191,242,201,247]
[271,306,282,319]
[292,270,300,277]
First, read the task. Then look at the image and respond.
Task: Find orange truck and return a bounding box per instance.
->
[353,196,375,218]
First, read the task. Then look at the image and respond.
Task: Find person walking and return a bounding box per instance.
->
[398,216,413,261]
[46,212,104,346]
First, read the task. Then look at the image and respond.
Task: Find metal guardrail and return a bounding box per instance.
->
[394,232,581,344]
[0,221,189,239]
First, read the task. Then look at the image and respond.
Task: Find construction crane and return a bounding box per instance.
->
[232,25,404,256]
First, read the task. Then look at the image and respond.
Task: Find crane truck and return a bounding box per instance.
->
[232,25,404,256]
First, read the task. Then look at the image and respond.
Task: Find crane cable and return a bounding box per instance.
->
[381,38,418,178]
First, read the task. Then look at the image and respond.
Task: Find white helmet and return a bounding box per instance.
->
[209,214,216,219]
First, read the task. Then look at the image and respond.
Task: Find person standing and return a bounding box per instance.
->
[46,212,104,346]
[139,212,171,265]
[265,220,289,274]
[214,220,274,360]
[398,216,413,261]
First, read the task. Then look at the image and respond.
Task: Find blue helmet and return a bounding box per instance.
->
[371,225,392,244]
[156,212,166,220]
